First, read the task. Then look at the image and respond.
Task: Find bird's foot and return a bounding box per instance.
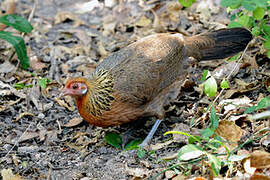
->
[138,119,162,150]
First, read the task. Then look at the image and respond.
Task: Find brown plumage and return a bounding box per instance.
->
[61,28,252,145]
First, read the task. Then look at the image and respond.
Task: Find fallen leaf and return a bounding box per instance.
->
[125,163,150,178]
[250,151,270,169]
[0,60,16,73]
[215,121,242,146]
[219,96,252,115]
[19,131,39,142]
[74,0,103,14]
[243,158,256,175]
[55,97,75,111]
[64,117,83,127]
[30,56,46,70]
[55,11,85,27]
[136,16,151,27]
[212,62,241,80]
[0,81,26,98]
[14,112,35,122]
[165,170,176,179]
[250,174,270,180]
[151,140,173,151]
[1,168,24,180]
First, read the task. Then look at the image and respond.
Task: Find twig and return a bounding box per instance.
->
[1,122,34,162]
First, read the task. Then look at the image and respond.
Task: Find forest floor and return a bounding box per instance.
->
[0,0,269,179]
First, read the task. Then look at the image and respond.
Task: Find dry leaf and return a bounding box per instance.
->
[0,61,16,73]
[30,56,46,70]
[151,140,173,151]
[250,174,270,180]
[74,0,102,14]
[165,170,176,179]
[55,11,84,27]
[161,152,178,160]
[219,97,252,115]
[125,163,149,178]
[212,62,241,80]
[19,131,39,142]
[136,16,151,27]
[0,81,26,98]
[250,151,270,169]
[1,169,24,180]
[64,117,83,127]
[0,98,21,112]
[55,97,75,111]
[14,112,35,122]
[215,121,242,147]
[243,158,256,175]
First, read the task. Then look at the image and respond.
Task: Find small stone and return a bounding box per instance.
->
[38,113,45,119]
[165,170,176,179]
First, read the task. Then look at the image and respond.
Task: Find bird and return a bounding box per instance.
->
[60,28,252,147]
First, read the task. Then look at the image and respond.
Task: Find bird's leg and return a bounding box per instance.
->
[139,119,162,148]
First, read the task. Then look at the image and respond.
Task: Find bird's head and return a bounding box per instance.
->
[60,78,88,97]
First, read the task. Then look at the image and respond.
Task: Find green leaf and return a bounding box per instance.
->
[201,69,210,81]
[0,31,29,69]
[210,106,219,130]
[220,79,230,89]
[221,0,241,9]
[262,24,270,36]
[124,139,143,150]
[178,0,196,8]
[0,14,33,33]
[228,21,243,28]
[256,97,270,109]
[253,7,265,20]
[14,83,25,90]
[137,147,146,158]
[268,86,270,92]
[263,39,270,49]
[203,76,217,97]
[244,105,257,114]
[206,153,221,176]
[238,15,252,28]
[201,128,214,138]
[244,97,270,113]
[39,78,50,89]
[242,0,257,11]
[251,26,260,36]
[188,135,201,144]
[228,53,241,61]
[178,144,204,161]
[104,132,122,149]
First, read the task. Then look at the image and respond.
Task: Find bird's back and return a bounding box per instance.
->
[95,33,187,106]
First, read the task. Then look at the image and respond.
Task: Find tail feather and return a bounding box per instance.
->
[185,28,252,60]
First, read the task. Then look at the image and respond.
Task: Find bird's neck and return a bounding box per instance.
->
[76,69,115,117]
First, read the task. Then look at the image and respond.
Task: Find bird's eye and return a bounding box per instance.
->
[72,84,78,89]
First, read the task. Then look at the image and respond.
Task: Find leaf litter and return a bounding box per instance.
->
[0,0,269,179]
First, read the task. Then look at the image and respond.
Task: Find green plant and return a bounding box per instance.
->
[161,107,228,177]
[0,14,33,69]
[221,0,270,57]
[178,0,196,8]
[104,132,143,150]
[14,73,51,90]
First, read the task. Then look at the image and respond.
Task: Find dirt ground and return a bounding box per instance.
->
[0,0,269,179]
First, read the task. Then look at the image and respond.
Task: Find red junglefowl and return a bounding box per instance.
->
[60,28,252,147]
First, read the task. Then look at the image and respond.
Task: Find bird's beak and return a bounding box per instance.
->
[59,87,70,97]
